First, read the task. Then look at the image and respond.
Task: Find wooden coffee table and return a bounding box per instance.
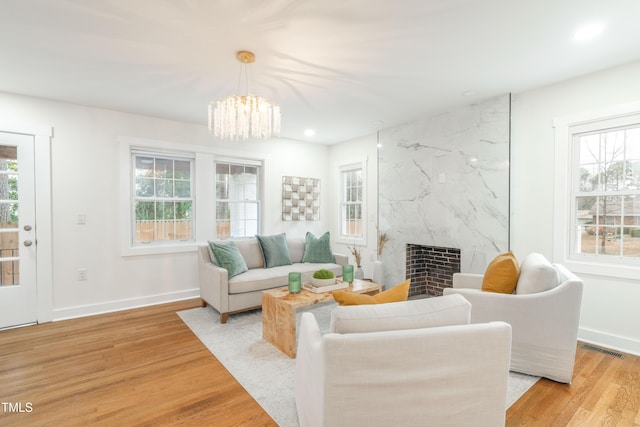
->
[261,279,382,358]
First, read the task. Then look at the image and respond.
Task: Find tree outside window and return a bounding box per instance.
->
[0,154,19,285]
[573,126,640,259]
[0,158,18,224]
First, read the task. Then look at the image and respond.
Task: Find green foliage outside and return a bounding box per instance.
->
[8,166,18,222]
[0,159,19,223]
[135,201,192,221]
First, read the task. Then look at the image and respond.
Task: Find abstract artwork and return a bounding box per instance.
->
[282,176,320,221]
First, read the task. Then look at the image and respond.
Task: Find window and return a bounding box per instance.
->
[572,124,640,260]
[121,136,268,256]
[132,151,194,245]
[215,161,261,238]
[340,165,364,238]
[554,103,640,277]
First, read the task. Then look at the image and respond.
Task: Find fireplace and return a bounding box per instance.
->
[406,244,461,297]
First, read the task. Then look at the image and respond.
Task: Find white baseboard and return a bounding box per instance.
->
[51,289,201,322]
[578,327,640,357]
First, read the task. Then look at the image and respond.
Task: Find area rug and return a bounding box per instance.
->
[178,303,539,427]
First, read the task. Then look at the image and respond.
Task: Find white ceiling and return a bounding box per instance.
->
[1,0,640,144]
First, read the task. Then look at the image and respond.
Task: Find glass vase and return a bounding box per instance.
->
[342,264,354,284]
[288,272,302,293]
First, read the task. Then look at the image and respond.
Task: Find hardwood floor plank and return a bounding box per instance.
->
[544,350,610,427]
[566,407,592,426]
[619,356,640,426]
[586,382,621,426]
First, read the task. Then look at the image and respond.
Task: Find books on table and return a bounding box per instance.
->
[302,281,349,293]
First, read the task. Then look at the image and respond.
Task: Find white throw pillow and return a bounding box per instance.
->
[330,293,471,334]
[515,253,559,294]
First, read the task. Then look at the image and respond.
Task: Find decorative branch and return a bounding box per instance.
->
[377,231,389,257]
[348,245,362,267]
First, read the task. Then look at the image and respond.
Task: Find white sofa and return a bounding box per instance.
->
[295,294,512,427]
[198,236,347,323]
[444,253,583,383]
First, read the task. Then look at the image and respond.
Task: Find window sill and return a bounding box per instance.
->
[121,242,196,257]
[563,258,640,281]
[336,236,366,246]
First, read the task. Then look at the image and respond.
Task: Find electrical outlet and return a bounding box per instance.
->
[77,269,88,281]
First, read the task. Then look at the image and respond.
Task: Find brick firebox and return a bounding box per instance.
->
[406,244,461,298]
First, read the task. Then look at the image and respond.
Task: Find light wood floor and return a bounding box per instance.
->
[1,299,638,426]
[507,342,640,426]
[0,299,276,427]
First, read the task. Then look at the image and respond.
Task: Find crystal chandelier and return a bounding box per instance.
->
[209,51,281,140]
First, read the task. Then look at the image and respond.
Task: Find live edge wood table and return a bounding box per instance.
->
[262,279,382,358]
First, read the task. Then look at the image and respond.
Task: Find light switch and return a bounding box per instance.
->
[77,213,86,225]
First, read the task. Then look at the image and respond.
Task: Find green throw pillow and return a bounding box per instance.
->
[302,231,335,263]
[256,233,292,268]
[208,241,248,279]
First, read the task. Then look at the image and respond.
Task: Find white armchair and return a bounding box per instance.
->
[295,295,512,427]
[443,255,583,384]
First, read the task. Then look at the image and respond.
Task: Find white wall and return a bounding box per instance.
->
[0,92,331,320]
[261,139,332,238]
[511,60,640,356]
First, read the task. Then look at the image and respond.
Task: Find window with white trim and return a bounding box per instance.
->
[556,107,640,271]
[340,164,364,239]
[215,160,261,238]
[571,120,640,261]
[131,151,194,245]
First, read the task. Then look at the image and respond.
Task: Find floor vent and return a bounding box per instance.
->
[582,343,625,359]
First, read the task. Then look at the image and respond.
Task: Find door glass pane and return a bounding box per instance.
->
[0,259,19,286]
[0,145,19,286]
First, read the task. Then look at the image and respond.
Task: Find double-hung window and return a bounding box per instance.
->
[554,104,640,276]
[132,151,194,244]
[340,163,364,239]
[572,122,640,260]
[215,160,261,238]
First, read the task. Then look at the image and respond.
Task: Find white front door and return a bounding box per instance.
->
[0,132,37,329]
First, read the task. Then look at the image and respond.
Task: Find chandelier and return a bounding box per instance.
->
[209,51,281,140]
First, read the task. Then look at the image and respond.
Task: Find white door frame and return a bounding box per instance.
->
[0,122,53,323]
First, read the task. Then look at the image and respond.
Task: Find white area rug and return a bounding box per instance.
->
[178,303,539,427]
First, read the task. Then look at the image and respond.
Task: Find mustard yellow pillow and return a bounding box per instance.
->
[333,279,410,306]
[482,251,520,294]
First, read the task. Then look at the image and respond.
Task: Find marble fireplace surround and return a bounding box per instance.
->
[378,94,510,292]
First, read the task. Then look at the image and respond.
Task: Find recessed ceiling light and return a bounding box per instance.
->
[304,129,316,137]
[372,120,384,126]
[574,22,604,42]
[463,90,476,97]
